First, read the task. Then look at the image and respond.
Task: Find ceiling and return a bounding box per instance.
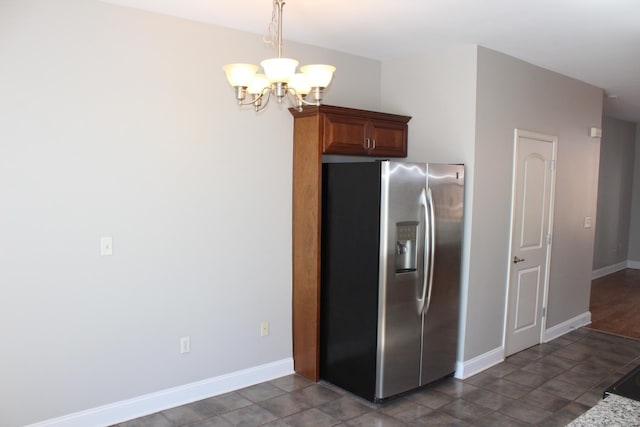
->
[102,0,640,123]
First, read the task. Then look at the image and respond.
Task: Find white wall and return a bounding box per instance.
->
[0,1,381,426]
[380,45,478,363]
[628,126,640,262]
[592,117,637,270]
[470,47,602,357]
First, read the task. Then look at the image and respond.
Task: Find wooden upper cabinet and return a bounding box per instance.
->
[322,113,368,155]
[304,105,410,157]
[368,119,410,157]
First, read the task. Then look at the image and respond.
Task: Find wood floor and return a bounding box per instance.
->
[589,268,640,339]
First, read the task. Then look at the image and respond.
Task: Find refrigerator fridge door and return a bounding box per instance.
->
[377,161,428,399]
[421,164,464,384]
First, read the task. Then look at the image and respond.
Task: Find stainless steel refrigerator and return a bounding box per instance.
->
[320,160,464,402]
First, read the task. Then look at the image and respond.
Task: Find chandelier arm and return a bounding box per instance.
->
[254,88,272,112]
[287,87,321,107]
[239,98,257,106]
[282,89,310,112]
[295,95,321,107]
[238,94,263,107]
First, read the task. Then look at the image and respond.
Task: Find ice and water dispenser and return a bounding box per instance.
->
[395,221,419,273]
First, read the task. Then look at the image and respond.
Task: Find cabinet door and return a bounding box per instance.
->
[322,113,369,155]
[369,119,407,157]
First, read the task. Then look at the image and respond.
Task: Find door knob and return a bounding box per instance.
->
[513,256,525,264]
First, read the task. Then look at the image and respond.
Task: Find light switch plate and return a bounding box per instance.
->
[180,336,190,354]
[261,321,269,337]
[100,237,113,256]
[584,217,592,229]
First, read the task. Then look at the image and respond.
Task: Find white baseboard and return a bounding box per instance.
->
[26,358,294,427]
[456,311,593,379]
[454,346,504,380]
[543,311,591,342]
[592,260,640,279]
[592,261,627,279]
[627,260,640,269]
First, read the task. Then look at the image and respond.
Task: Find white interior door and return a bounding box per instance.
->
[505,130,556,357]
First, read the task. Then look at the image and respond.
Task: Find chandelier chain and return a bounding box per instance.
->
[262,0,280,52]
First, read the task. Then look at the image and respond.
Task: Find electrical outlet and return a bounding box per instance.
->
[180,336,190,354]
[260,321,269,337]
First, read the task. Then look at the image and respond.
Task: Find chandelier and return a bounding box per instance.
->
[222,0,336,111]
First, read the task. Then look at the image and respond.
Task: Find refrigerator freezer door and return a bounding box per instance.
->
[320,162,383,401]
[376,161,428,399]
[420,164,464,385]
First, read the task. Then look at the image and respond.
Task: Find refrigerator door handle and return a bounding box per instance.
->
[417,188,429,314]
[423,187,436,315]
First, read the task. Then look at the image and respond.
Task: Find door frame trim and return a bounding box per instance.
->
[502,129,558,357]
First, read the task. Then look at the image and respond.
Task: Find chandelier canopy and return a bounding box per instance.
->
[223,0,336,111]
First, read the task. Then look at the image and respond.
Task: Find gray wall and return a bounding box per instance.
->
[0,1,381,426]
[0,1,608,424]
[382,46,603,363]
[629,126,640,261]
[592,117,637,270]
[470,47,602,357]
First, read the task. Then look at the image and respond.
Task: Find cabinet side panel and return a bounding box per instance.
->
[321,162,381,401]
[292,114,323,381]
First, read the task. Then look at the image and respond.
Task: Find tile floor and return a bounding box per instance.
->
[113,328,640,427]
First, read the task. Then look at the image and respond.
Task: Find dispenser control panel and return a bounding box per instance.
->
[395,221,419,273]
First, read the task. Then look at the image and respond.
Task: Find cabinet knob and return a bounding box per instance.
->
[364,138,371,149]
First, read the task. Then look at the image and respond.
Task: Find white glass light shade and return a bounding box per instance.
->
[223,63,259,87]
[288,73,311,95]
[247,74,270,95]
[261,58,299,83]
[300,64,336,88]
